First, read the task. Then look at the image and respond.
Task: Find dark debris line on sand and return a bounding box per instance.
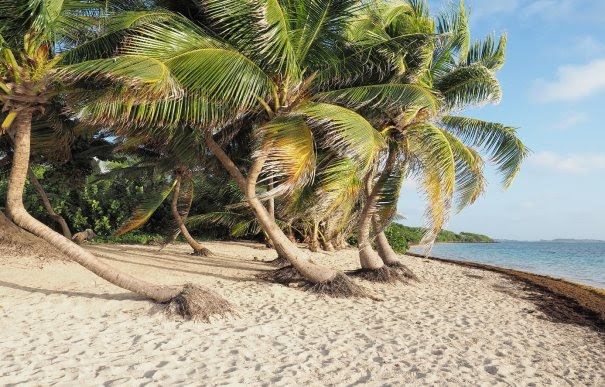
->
[407,252,605,333]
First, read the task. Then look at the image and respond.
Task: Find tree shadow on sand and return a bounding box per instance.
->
[0,280,146,301]
[92,252,268,284]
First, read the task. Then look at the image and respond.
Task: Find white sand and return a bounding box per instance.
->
[1,241,604,386]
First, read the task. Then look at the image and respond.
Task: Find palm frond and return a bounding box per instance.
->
[114,179,176,236]
[441,115,528,187]
[466,33,507,72]
[441,129,486,211]
[297,102,385,175]
[316,83,438,112]
[62,11,192,63]
[435,64,501,109]
[58,55,183,99]
[163,48,273,111]
[257,116,316,194]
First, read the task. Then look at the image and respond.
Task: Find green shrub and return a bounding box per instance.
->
[93,231,164,245]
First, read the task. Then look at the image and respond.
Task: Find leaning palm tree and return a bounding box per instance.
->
[104,127,213,256]
[352,0,528,281]
[75,1,437,296]
[0,0,232,321]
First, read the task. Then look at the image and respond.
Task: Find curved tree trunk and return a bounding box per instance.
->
[171,175,211,256]
[5,110,180,302]
[374,227,399,265]
[357,144,399,271]
[27,167,72,239]
[357,178,387,270]
[372,215,417,280]
[205,132,338,283]
[264,178,276,248]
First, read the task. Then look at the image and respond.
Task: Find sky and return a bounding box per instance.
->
[398,0,605,241]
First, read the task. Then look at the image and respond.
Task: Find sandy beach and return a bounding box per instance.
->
[1,241,604,386]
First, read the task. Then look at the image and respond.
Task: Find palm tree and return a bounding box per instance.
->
[0,0,232,321]
[350,0,527,281]
[75,1,437,296]
[0,112,115,239]
[103,127,213,256]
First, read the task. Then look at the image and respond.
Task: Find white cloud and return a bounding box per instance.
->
[520,0,573,19]
[530,151,605,174]
[553,112,588,130]
[530,58,605,102]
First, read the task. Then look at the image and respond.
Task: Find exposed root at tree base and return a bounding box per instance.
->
[257,268,378,299]
[348,266,410,284]
[386,261,419,282]
[256,265,304,284]
[303,273,379,299]
[163,284,233,323]
[190,248,212,257]
[265,256,289,267]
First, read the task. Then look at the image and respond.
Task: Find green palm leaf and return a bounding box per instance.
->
[58,55,183,99]
[441,129,486,211]
[441,115,528,187]
[62,11,193,63]
[316,83,438,112]
[114,179,176,236]
[163,48,273,110]
[466,34,507,72]
[296,102,385,174]
[257,116,316,194]
[435,64,501,109]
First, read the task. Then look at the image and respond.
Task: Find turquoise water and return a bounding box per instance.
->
[409,241,605,289]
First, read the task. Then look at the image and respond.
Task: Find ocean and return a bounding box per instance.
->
[409,241,605,289]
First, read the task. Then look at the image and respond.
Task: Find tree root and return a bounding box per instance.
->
[190,247,212,257]
[163,284,233,323]
[258,267,378,299]
[265,255,289,267]
[303,272,378,299]
[386,261,419,281]
[256,265,304,284]
[348,265,410,284]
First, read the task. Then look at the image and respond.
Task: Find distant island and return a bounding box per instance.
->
[544,239,605,243]
[381,223,494,253]
[495,239,605,243]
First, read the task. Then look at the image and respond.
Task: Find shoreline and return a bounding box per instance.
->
[406,252,605,327]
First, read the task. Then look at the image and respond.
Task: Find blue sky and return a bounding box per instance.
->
[398,0,605,240]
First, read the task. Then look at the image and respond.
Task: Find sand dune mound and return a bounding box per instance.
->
[0,212,66,265]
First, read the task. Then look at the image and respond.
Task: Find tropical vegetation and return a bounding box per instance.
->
[0,0,526,321]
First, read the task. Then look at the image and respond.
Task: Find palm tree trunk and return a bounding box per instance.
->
[205,132,339,284]
[286,222,296,243]
[171,175,211,256]
[372,215,417,280]
[27,167,72,239]
[323,238,335,252]
[309,221,320,252]
[374,227,399,265]
[356,144,399,273]
[5,110,180,302]
[267,177,275,220]
[357,176,388,270]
